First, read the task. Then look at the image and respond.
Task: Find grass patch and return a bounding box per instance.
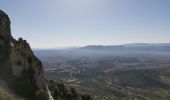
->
[0,88,11,100]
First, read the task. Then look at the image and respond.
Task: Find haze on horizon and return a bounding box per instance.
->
[0,0,170,48]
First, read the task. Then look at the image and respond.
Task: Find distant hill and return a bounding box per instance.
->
[124,43,170,47]
[79,43,170,49]
[34,43,170,60]
[71,44,170,55]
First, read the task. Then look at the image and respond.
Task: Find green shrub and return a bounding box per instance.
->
[9,68,39,99]
[0,89,11,100]
[70,87,78,97]
[36,90,49,100]
[81,93,93,100]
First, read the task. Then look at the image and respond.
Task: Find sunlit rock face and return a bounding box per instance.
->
[0,10,53,99]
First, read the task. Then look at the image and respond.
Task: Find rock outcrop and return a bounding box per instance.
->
[0,10,53,100]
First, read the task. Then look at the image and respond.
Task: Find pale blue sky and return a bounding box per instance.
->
[0,0,170,48]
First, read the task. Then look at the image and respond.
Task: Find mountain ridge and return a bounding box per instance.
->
[32,43,170,50]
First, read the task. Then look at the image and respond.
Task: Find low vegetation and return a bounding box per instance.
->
[48,80,95,100]
[0,88,11,100]
[36,48,170,100]
[9,68,39,99]
[36,90,49,100]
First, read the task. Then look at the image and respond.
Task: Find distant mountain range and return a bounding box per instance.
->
[79,43,170,48]
[33,43,170,50]
[34,43,170,57]
[72,43,170,53]
[123,43,170,47]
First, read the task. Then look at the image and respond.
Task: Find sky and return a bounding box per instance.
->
[0,0,170,48]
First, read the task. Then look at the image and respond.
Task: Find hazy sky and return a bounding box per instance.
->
[0,0,170,48]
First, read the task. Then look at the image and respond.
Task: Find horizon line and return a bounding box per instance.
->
[32,42,170,50]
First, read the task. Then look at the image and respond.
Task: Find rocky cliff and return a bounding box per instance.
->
[0,10,53,100]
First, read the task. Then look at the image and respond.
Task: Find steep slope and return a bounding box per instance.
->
[0,80,25,100]
[0,10,53,100]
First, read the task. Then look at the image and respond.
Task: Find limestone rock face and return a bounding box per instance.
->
[12,38,47,90]
[0,10,53,99]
